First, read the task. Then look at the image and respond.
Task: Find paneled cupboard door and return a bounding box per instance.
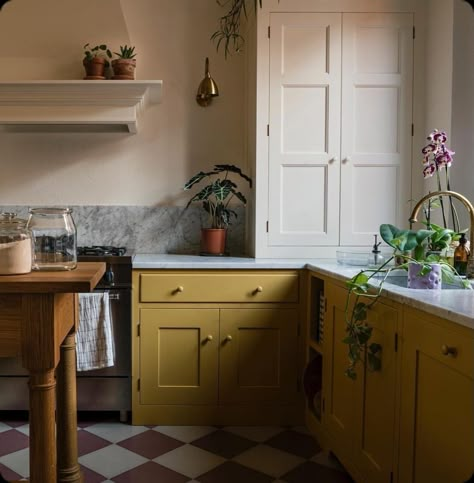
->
[268,13,342,247]
[139,308,219,405]
[219,308,298,404]
[340,13,413,245]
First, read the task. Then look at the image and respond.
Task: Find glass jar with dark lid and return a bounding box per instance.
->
[0,213,33,275]
[27,207,77,271]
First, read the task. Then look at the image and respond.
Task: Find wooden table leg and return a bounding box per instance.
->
[56,332,82,483]
[29,369,57,483]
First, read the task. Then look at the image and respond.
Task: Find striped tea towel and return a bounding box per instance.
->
[76,292,115,371]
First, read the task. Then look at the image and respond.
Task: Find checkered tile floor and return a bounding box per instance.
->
[0,413,353,482]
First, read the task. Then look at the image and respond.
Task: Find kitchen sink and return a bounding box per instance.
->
[379,274,473,290]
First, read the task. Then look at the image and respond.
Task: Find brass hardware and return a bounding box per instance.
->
[196,57,219,107]
[205,335,213,342]
[225,335,233,342]
[441,344,457,357]
[254,286,263,294]
[409,190,474,277]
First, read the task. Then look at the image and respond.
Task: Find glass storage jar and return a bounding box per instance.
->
[27,207,77,271]
[0,213,33,275]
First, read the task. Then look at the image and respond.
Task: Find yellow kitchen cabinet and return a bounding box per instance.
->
[139,308,219,405]
[132,270,302,426]
[399,308,474,483]
[219,308,298,404]
[320,280,399,483]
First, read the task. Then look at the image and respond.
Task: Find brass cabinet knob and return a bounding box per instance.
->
[254,286,263,294]
[441,344,457,357]
[176,286,184,293]
[225,335,233,342]
[205,335,213,342]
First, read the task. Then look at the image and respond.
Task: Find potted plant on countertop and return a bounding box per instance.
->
[112,45,137,80]
[184,164,252,255]
[83,43,112,80]
[343,223,471,380]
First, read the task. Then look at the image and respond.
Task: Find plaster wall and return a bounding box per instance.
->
[0,0,246,207]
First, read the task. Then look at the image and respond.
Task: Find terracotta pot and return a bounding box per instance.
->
[83,57,107,80]
[111,58,136,80]
[200,228,226,255]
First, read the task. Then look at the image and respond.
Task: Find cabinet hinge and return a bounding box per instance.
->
[137,321,140,337]
[412,123,414,137]
[266,220,269,232]
[413,26,416,39]
[267,124,269,136]
[268,26,271,38]
[137,378,141,391]
[394,332,399,352]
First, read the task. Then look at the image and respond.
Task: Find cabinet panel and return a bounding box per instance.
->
[219,308,298,404]
[268,13,341,246]
[139,308,219,405]
[399,313,474,483]
[340,13,413,245]
[140,272,299,303]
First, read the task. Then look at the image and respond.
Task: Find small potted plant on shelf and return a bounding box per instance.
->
[184,164,252,255]
[112,45,137,80]
[83,43,112,80]
[343,223,471,379]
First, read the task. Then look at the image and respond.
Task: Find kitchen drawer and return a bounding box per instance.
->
[139,272,299,303]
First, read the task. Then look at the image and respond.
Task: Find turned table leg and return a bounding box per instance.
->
[29,369,57,483]
[57,332,82,483]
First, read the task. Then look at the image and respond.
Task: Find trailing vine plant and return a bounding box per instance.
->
[344,224,470,379]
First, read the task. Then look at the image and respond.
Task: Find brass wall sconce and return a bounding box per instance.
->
[196,57,219,107]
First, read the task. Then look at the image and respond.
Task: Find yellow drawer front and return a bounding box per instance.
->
[139,272,299,303]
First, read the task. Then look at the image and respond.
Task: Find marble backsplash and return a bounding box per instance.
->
[0,205,246,256]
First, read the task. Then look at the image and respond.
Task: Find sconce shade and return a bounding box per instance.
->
[196,57,219,106]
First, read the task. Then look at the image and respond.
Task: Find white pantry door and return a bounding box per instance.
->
[340,13,414,246]
[268,13,341,247]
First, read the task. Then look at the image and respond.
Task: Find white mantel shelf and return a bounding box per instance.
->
[0,80,162,133]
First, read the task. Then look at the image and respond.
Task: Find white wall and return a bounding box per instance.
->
[0,0,246,206]
[451,0,474,230]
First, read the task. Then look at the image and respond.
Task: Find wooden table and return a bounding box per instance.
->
[0,262,105,483]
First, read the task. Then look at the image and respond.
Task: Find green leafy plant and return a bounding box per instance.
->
[344,223,471,380]
[83,43,112,66]
[184,164,252,229]
[114,45,136,59]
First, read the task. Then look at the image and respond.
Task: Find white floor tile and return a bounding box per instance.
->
[79,444,147,479]
[154,443,225,479]
[224,426,283,443]
[15,424,29,436]
[153,425,216,443]
[311,450,345,472]
[233,444,304,478]
[0,422,12,434]
[0,448,29,478]
[82,422,148,443]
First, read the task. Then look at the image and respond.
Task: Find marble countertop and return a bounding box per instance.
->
[132,255,474,330]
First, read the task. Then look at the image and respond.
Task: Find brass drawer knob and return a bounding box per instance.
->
[441,344,457,357]
[254,286,263,294]
[224,335,233,342]
[175,286,184,293]
[205,335,213,342]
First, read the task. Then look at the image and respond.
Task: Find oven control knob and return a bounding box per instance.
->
[105,267,115,285]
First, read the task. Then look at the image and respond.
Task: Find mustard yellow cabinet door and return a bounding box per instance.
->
[219,308,298,404]
[399,311,474,483]
[323,283,357,462]
[354,301,398,483]
[139,308,219,405]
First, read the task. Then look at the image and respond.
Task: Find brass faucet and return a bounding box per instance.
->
[409,190,474,277]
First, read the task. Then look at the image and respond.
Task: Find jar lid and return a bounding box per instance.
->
[29,207,72,215]
[0,212,28,227]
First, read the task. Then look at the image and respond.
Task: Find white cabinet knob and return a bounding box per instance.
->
[205,335,213,342]
[255,286,263,293]
[224,335,233,342]
[175,286,184,293]
[342,157,351,164]
[329,156,338,164]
